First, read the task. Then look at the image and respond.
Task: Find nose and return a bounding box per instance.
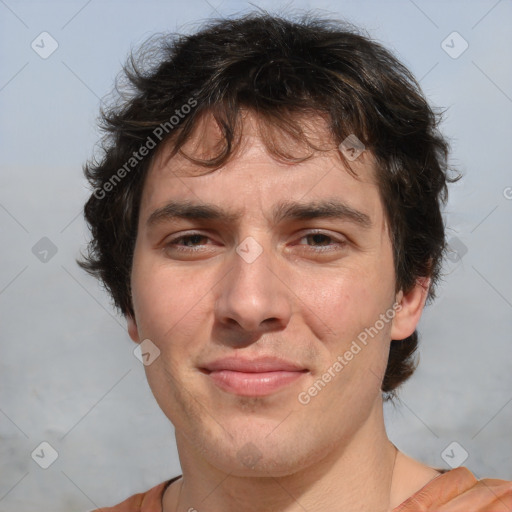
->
[213,238,293,338]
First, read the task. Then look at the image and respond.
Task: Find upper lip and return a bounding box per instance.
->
[201,356,307,373]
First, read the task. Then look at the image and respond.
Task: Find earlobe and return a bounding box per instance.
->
[390,277,430,340]
[126,314,140,343]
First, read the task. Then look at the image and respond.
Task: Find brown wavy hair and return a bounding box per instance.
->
[78,12,457,399]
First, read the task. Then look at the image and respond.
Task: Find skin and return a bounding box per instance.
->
[395,467,512,511]
[126,111,441,512]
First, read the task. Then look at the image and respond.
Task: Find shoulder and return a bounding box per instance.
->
[90,476,180,512]
[394,467,512,511]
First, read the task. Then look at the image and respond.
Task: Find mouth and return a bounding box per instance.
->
[200,356,309,397]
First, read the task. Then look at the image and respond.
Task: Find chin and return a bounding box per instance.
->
[209,447,313,478]
[196,424,324,478]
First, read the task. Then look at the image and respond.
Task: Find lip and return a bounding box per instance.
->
[202,356,306,373]
[200,356,308,396]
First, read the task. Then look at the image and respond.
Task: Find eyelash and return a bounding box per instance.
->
[165,230,346,254]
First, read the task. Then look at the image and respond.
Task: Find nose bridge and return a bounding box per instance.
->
[214,234,291,332]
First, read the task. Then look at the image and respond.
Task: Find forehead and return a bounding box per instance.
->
[139,111,383,226]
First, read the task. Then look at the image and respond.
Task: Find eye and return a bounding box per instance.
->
[163,230,347,257]
[165,233,213,253]
[296,231,347,253]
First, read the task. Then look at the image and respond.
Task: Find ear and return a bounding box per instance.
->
[126,314,140,343]
[390,277,430,340]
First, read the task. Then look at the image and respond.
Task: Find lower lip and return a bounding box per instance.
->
[206,370,307,396]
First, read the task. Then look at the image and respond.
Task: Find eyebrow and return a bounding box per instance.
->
[146,199,372,229]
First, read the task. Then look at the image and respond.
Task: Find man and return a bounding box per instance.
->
[79,13,512,512]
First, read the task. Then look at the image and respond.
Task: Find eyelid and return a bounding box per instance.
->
[294,230,348,251]
[165,229,347,251]
[296,228,346,241]
[165,230,215,247]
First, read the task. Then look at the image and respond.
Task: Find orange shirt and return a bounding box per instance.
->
[91,476,178,512]
[93,467,511,511]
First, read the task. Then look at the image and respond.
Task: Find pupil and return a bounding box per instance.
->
[310,234,328,245]
[187,235,203,245]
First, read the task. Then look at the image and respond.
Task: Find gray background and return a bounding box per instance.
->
[1,0,511,510]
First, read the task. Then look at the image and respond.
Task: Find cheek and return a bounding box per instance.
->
[132,259,201,336]
[132,273,169,338]
[131,260,219,393]
[296,268,394,397]
[296,268,391,341]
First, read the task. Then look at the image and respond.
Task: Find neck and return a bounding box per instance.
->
[164,396,423,512]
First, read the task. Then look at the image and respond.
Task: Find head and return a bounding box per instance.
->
[79,13,455,475]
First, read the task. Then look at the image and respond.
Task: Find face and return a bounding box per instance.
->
[127,112,424,477]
